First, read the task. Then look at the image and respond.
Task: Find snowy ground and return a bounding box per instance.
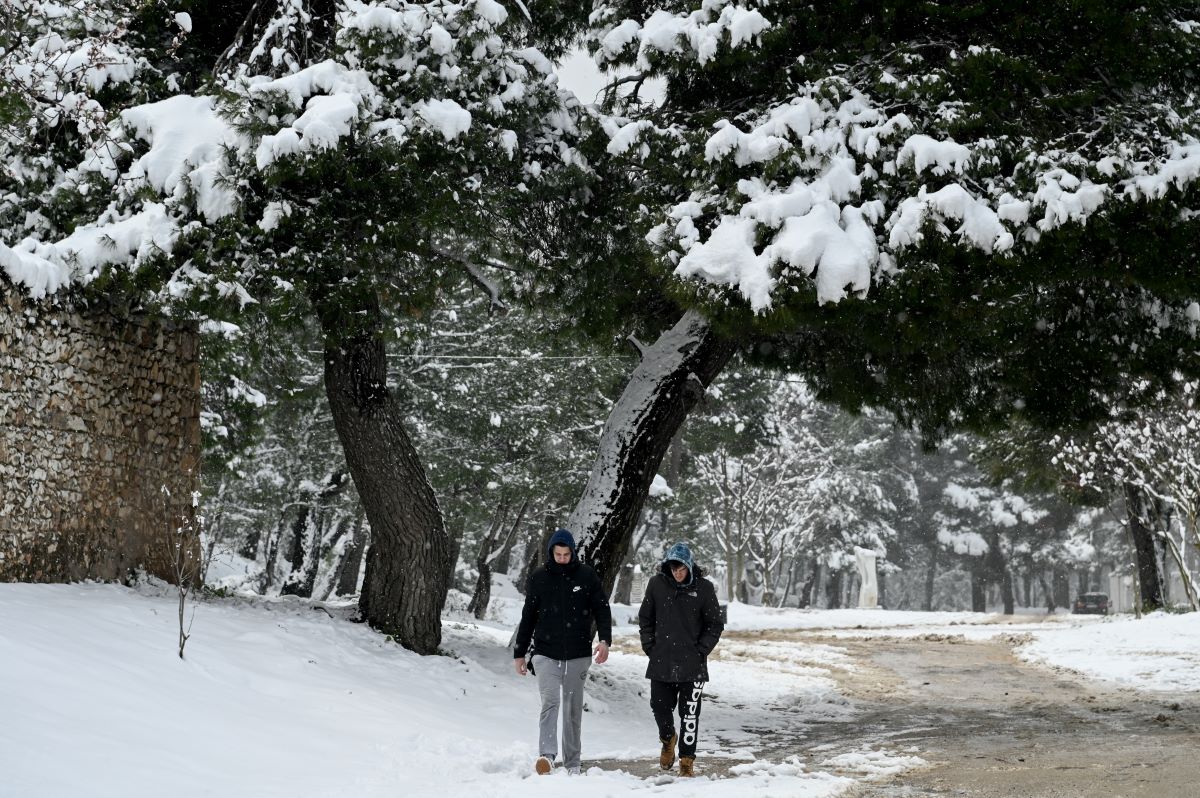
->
[1,580,1195,798]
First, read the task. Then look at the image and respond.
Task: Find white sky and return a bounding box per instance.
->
[556,48,666,106]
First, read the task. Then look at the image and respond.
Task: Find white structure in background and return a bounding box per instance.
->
[630,565,647,605]
[854,547,879,609]
[1107,573,1136,614]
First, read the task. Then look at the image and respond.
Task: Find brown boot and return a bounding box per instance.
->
[679,756,695,777]
[535,756,552,775]
[659,733,677,770]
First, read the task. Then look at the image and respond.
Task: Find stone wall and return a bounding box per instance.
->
[0,293,201,583]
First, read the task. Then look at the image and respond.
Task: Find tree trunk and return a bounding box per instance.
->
[282,471,349,598]
[826,568,843,609]
[280,504,313,596]
[1001,568,1015,615]
[468,504,508,619]
[1125,482,1165,612]
[518,513,557,592]
[798,559,819,609]
[923,545,938,612]
[319,305,449,655]
[983,530,1011,615]
[469,500,527,620]
[569,309,738,592]
[1052,567,1071,609]
[330,510,367,597]
[315,513,353,600]
[613,563,636,605]
[261,513,287,593]
[724,534,737,603]
[613,515,654,604]
[1038,572,1056,613]
[970,559,987,612]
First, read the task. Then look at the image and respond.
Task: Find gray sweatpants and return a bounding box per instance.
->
[533,654,592,768]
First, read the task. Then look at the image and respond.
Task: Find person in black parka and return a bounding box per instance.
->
[513,528,611,776]
[638,541,724,778]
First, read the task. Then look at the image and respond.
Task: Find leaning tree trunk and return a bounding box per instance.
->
[1124,482,1164,612]
[318,307,449,655]
[570,309,738,592]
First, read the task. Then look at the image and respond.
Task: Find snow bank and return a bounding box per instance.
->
[1017,610,1200,692]
[0,584,877,798]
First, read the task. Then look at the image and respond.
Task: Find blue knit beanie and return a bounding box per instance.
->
[662,541,694,584]
[547,528,576,559]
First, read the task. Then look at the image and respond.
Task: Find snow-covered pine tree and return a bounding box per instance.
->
[1,0,601,653]
[1054,379,1200,611]
[566,0,1200,588]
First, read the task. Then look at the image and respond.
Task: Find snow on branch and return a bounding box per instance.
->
[591,1,1200,314]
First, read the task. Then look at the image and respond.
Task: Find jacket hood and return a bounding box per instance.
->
[660,541,697,587]
[547,528,577,562]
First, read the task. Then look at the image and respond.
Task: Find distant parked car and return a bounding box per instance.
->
[1073,592,1110,615]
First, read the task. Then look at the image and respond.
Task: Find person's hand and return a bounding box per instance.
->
[593,641,609,665]
[514,657,528,676]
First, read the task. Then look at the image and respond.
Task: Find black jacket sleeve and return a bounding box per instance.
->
[513,573,540,658]
[637,578,657,656]
[590,569,613,644]
[696,580,724,657]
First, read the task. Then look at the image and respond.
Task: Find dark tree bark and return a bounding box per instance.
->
[613,563,636,605]
[318,305,449,655]
[614,511,655,604]
[468,507,507,620]
[469,500,527,620]
[261,514,287,593]
[1001,568,1015,615]
[970,559,987,612]
[923,545,938,611]
[797,559,820,609]
[329,510,367,598]
[1052,567,1071,610]
[1038,572,1056,613]
[517,513,557,593]
[490,510,524,575]
[282,471,349,598]
[446,518,466,591]
[570,310,739,592]
[825,568,844,609]
[982,531,1012,615]
[215,0,338,78]
[1124,482,1165,612]
[281,505,312,595]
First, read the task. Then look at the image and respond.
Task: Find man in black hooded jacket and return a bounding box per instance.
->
[513,528,611,776]
[638,540,723,778]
